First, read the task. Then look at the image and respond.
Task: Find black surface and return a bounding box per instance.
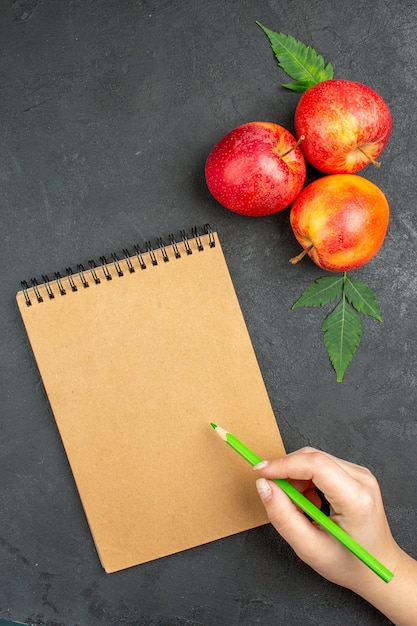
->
[1,1,416,625]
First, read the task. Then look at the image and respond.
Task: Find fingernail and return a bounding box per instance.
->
[253,460,269,471]
[256,478,272,501]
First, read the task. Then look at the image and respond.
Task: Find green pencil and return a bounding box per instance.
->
[210,422,393,583]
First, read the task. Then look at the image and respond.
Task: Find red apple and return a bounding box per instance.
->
[205,122,306,216]
[294,79,392,174]
[289,174,390,272]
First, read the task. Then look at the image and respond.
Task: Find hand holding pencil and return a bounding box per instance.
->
[254,447,417,625]
[212,425,417,625]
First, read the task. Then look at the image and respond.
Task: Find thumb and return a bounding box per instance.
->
[256,478,329,556]
[256,477,301,531]
[255,478,365,589]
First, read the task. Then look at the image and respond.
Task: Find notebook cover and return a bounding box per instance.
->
[16,229,285,573]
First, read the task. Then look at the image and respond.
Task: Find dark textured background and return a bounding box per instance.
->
[1,1,416,624]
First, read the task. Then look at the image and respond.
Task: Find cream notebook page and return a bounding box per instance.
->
[16,227,285,573]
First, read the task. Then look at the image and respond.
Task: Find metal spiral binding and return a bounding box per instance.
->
[180,230,192,255]
[169,234,181,258]
[66,268,78,292]
[157,238,169,263]
[88,260,101,284]
[205,224,215,248]
[42,275,55,300]
[146,241,158,266]
[122,249,135,273]
[111,253,124,277]
[30,278,43,303]
[191,227,203,251]
[55,272,66,295]
[99,256,112,280]
[77,264,89,288]
[133,244,146,270]
[19,224,215,306]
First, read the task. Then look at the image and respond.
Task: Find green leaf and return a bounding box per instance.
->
[292,272,382,381]
[281,80,318,93]
[256,22,334,91]
[344,276,382,321]
[321,296,362,382]
[292,276,344,309]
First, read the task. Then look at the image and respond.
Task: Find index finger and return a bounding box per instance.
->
[257,448,369,514]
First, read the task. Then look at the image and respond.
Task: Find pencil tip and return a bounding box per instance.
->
[211,424,227,441]
[210,422,217,429]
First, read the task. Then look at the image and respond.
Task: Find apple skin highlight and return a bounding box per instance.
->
[205,122,306,216]
[294,79,392,174]
[290,174,390,272]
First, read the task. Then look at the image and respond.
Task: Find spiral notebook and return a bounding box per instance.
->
[16,225,285,573]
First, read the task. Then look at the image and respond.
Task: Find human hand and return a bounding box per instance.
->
[254,448,417,625]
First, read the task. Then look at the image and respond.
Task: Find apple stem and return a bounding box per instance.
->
[289,243,314,264]
[281,135,305,158]
[358,147,381,168]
